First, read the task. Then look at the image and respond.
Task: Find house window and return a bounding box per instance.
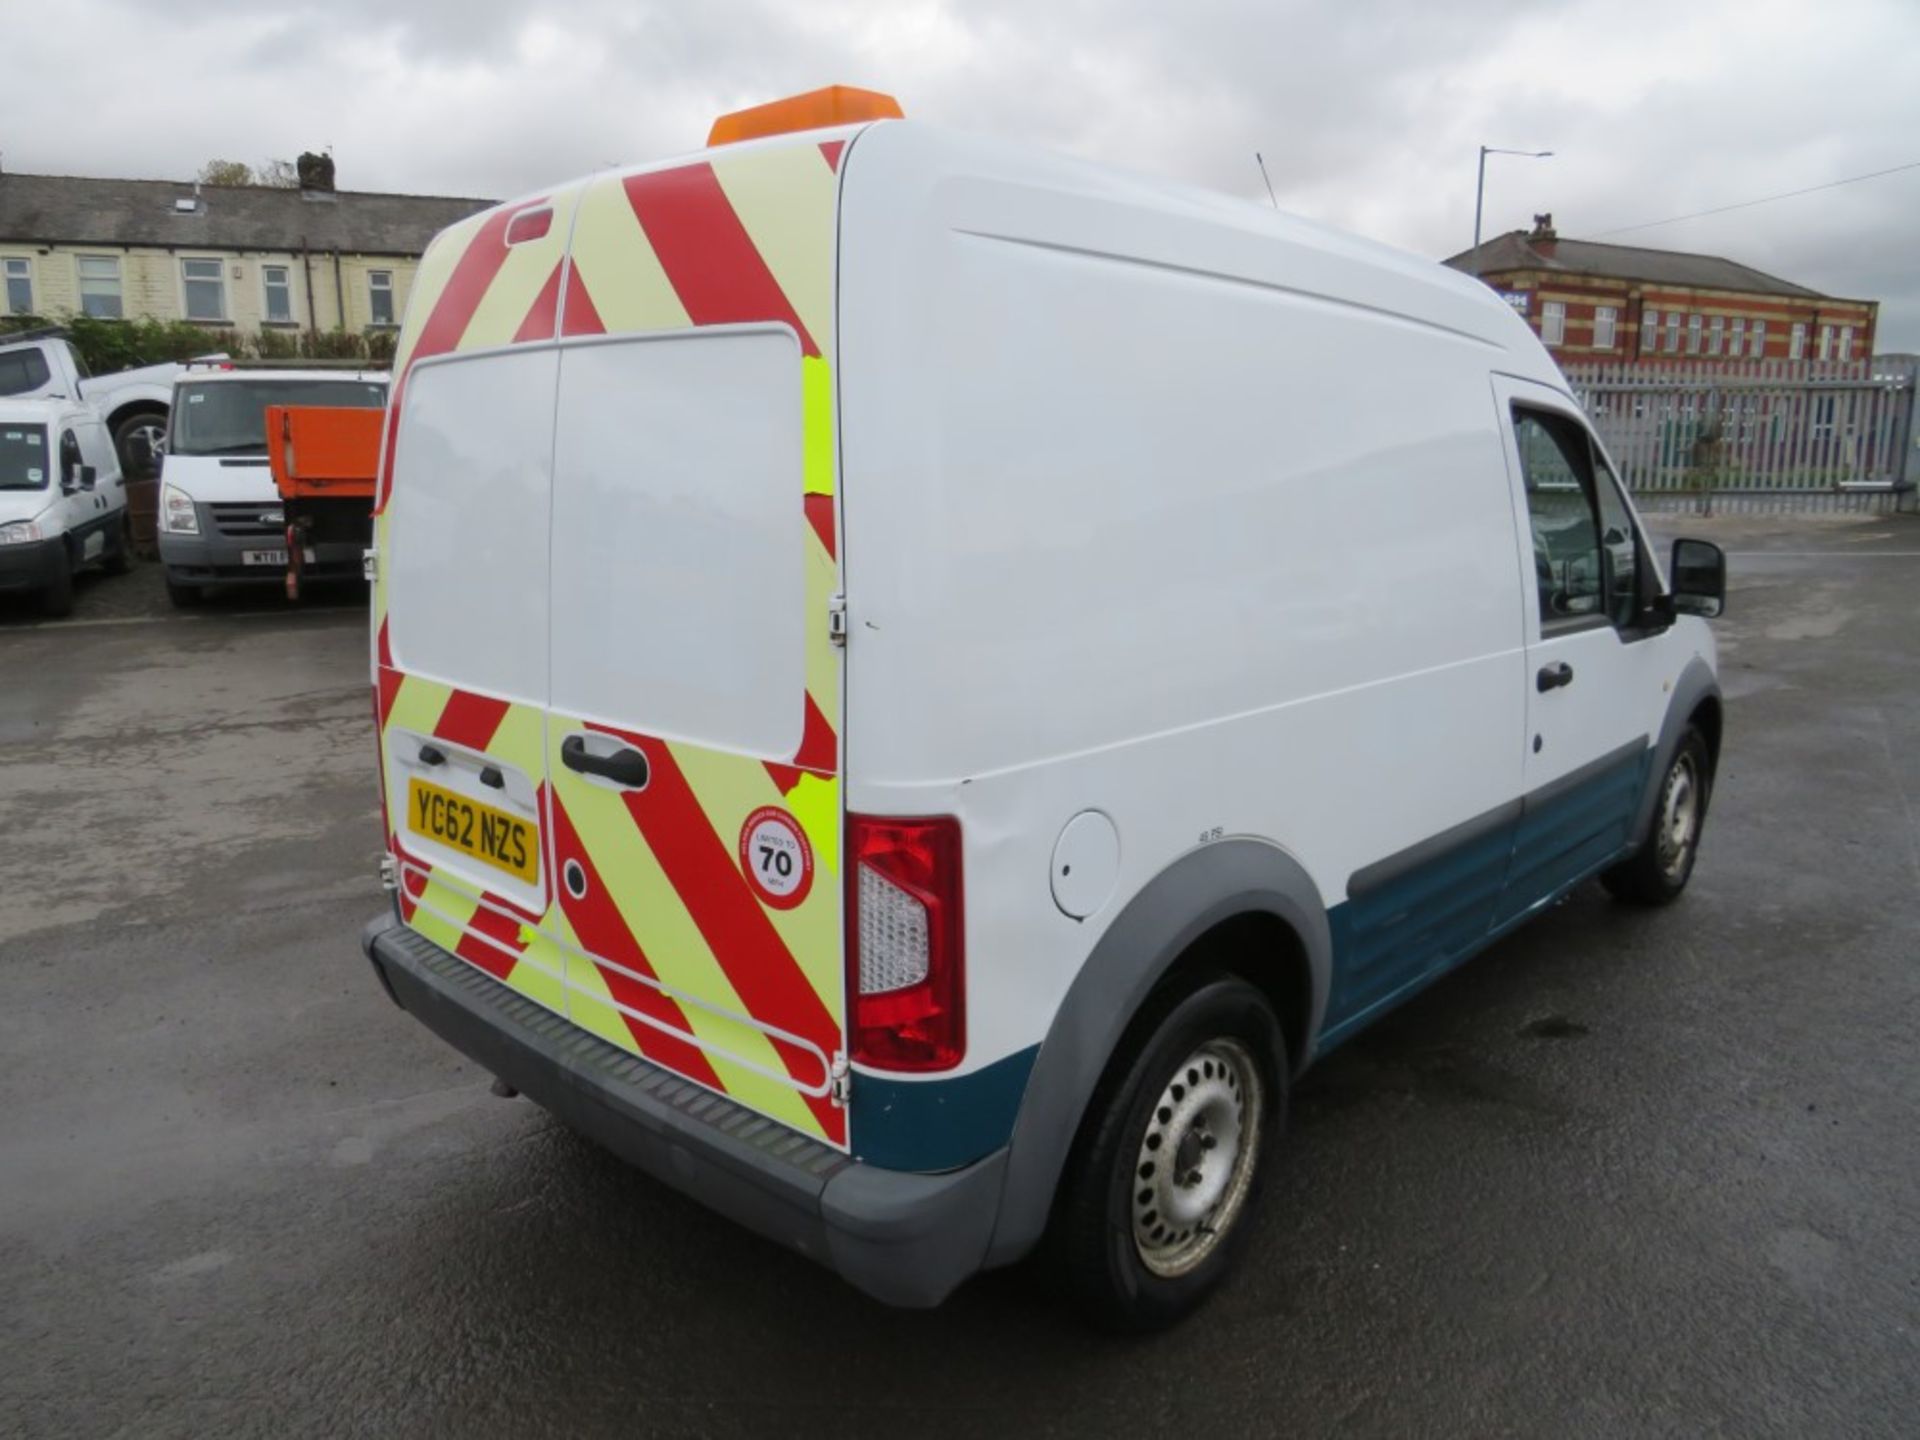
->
[1541,300,1566,345]
[1790,322,1807,360]
[182,258,227,322]
[76,255,124,319]
[1708,316,1724,356]
[1642,308,1660,353]
[1686,314,1703,354]
[1817,325,1833,361]
[1750,320,1766,357]
[368,270,395,327]
[1838,325,1854,362]
[1593,306,1617,350]
[1729,317,1745,357]
[3,258,31,316]
[262,264,294,324]
[1667,311,1682,352]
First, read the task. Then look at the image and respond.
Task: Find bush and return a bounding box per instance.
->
[2,311,394,372]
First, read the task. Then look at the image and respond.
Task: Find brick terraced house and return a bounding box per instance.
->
[1446,215,1878,366]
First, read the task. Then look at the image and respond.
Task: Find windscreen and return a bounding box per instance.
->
[171,379,386,456]
[0,423,50,490]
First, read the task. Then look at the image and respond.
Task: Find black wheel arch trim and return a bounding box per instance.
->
[1629,656,1721,850]
[983,838,1330,1268]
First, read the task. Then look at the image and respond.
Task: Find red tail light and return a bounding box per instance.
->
[845,814,964,1071]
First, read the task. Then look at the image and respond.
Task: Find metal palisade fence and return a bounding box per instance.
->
[1562,356,1919,515]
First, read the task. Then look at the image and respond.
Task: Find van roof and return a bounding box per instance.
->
[430,118,1553,384]
[175,367,388,386]
[0,396,88,425]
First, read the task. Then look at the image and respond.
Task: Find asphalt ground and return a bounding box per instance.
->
[1,516,1915,1438]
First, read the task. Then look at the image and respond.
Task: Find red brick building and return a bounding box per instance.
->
[1445,216,1878,365]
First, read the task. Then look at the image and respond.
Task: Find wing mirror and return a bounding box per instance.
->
[1668,537,1726,618]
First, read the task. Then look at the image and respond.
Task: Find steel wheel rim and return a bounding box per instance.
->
[124,421,166,476]
[1657,753,1700,880]
[1131,1038,1263,1278]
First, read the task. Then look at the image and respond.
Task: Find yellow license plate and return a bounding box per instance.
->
[406,777,539,885]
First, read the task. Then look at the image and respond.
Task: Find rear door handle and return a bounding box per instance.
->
[1536,661,1575,692]
[561,735,650,789]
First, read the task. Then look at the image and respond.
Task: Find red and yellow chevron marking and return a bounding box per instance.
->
[375,136,853,1147]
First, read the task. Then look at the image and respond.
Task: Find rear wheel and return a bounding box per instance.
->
[1053,975,1285,1332]
[1603,728,1711,905]
[101,516,134,575]
[40,544,74,618]
[113,411,168,481]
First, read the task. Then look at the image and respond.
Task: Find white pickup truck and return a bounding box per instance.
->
[0,327,192,477]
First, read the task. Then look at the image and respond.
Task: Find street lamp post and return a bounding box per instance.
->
[1474,145,1554,251]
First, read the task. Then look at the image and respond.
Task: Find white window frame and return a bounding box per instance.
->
[1817,325,1833,361]
[1729,317,1744,357]
[1593,305,1616,350]
[1750,319,1766,358]
[261,263,295,325]
[1642,307,1660,354]
[1541,299,1566,345]
[2,256,32,316]
[1838,325,1854,362]
[75,254,124,319]
[367,269,396,327]
[1790,322,1807,360]
[1687,314,1703,355]
[1708,315,1724,356]
[181,256,229,323]
[1667,311,1682,352]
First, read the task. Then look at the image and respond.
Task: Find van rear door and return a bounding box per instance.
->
[535,152,847,1147]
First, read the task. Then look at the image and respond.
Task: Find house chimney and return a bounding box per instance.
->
[296,150,337,193]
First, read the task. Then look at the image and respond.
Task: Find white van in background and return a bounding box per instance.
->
[0,396,129,616]
[359,91,1728,1331]
[156,367,387,607]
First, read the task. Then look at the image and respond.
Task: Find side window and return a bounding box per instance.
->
[1591,454,1641,628]
[1512,409,1643,633]
[59,428,82,486]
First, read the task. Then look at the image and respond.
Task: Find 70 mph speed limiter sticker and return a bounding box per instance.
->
[738,806,814,910]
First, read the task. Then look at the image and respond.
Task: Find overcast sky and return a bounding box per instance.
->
[8,0,1917,347]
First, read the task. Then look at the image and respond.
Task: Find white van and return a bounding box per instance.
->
[0,397,129,616]
[359,91,1727,1330]
[156,367,386,606]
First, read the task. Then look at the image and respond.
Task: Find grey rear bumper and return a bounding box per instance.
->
[361,911,1004,1307]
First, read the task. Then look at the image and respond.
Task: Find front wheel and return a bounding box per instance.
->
[1603,728,1712,905]
[40,544,75,618]
[1052,975,1285,1332]
[164,574,201,609]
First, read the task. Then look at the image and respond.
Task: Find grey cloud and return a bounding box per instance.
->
[16,0,1920,347]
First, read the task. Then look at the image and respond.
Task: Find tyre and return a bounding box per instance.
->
[1602,727,1712,906]
[101,517,134,576]
[1053,974,1286,1332]
[164,574,201,609]
[113,412,168,481]
[40,544,74,618]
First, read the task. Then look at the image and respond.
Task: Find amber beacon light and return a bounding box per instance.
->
[707,85,905,146]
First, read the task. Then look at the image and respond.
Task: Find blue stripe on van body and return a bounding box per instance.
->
[1316,741,1651,1052]
[1494,742,1652,928]
[851,1045,1039,1172]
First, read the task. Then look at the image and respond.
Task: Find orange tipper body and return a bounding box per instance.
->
[369,132,850,1146]
[264,404,384,501]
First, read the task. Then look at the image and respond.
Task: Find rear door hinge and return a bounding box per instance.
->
[829,1052,851,1108]
[362,547,378,582]
[827,593,847,648]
